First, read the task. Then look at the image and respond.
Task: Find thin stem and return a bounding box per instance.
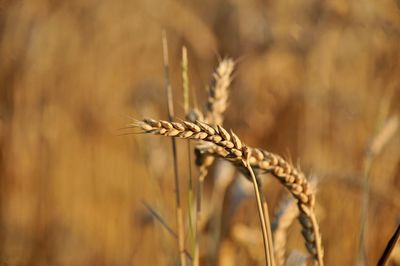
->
[141,201,193,261]
[258,181,276,266]
[357,156,372,266]
[162,30,186,266]
[243,156,273,266]
[357,115,398,266]
[377,224,400,266]
[182,46,195,256]
[187,141,195,256]
[194,162,209,266]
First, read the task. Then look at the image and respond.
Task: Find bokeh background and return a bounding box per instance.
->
[0,0,399,265]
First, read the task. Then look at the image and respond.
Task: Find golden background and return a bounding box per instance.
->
[0,0,399,265]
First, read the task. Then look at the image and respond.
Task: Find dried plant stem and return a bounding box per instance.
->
[131,119,324,266]
[243,153,275,266]
[192,58,234,265]
[260,186,276,266]
[272,196,299,266]
[182,46,195,256]
[193,156,213,266]
[162,32,186,266]
[377,223,400,266]
[193,229,200,266]
[187,141,195,254]
[357,115,398,266]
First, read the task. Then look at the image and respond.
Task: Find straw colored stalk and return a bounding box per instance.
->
[272,180,317,266]
[191,58,234,266]
[161,32,186,266]
[132,118,324,266]
[271,196,299,266]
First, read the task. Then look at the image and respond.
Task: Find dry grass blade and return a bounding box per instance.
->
[141,201,193,261]
[131,118,324,266]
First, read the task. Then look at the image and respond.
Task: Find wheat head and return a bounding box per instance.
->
[132,118,324,266]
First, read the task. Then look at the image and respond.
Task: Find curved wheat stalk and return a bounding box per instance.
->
[271,196,299,266]
[198,144,324,266]
[131,118,324,266]
[272,180,317,266]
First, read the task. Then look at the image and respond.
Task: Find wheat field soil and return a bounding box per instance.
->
[0,0,399,266]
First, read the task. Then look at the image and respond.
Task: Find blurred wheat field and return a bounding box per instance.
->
[0,0,399,265]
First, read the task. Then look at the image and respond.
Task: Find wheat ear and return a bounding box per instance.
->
[132,118,324,266]
[204,58,234,125]
[134,118,273,264]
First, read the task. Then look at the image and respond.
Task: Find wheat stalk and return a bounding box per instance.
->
[131,118,324,266]
[357,115,398,266]
[271,196,299,266]
[244,153,276,266]
[190,58,234,266]
[161,32,186,266]
[272,179,317,266]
